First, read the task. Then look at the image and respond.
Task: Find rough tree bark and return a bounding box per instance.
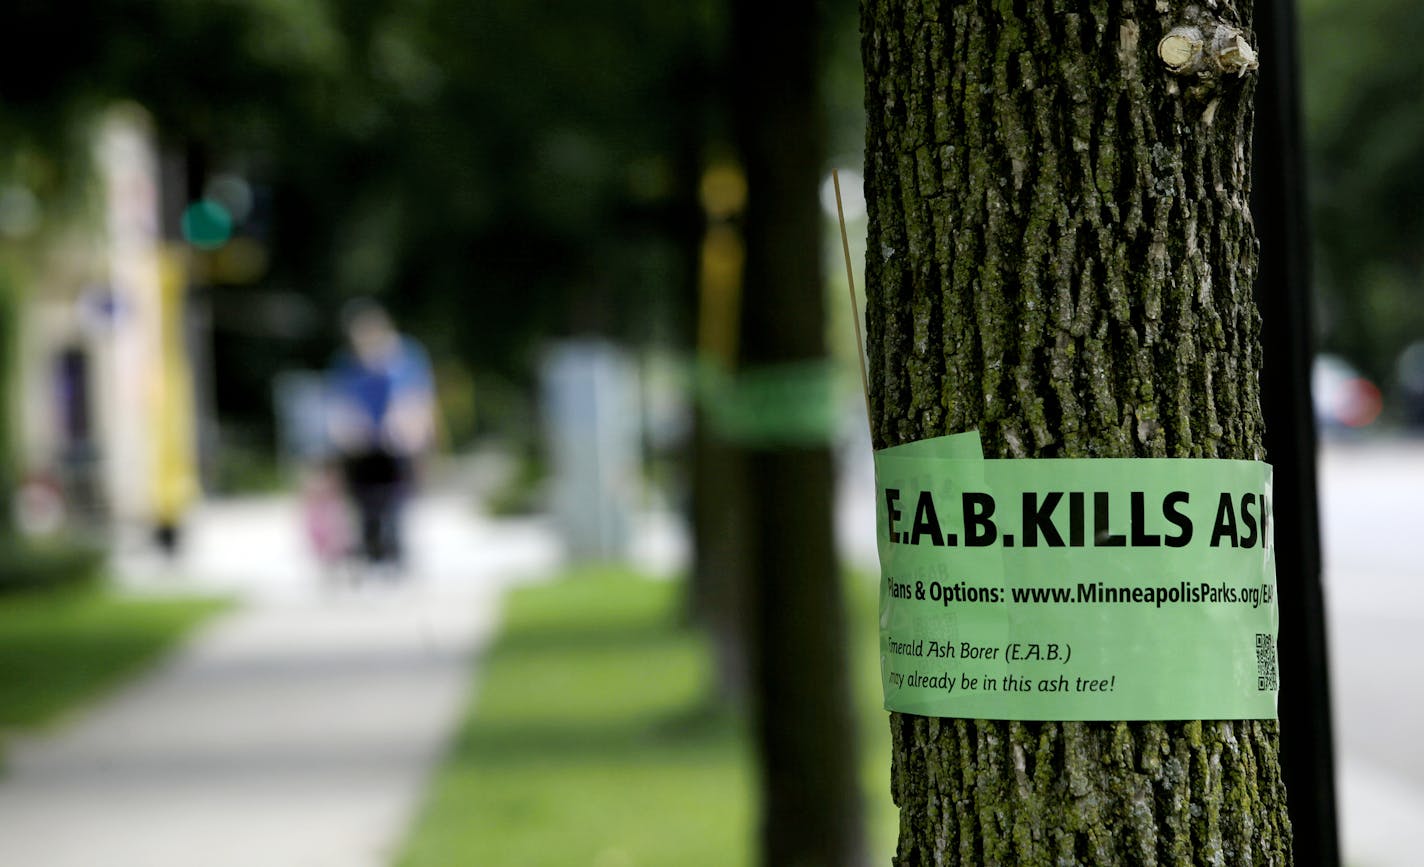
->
[861,2,1292,864]
[731,0,868,864]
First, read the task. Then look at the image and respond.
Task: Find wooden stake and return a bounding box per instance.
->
[832,169,872,437]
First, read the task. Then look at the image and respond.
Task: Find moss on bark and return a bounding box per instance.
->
[860,1,1292,863]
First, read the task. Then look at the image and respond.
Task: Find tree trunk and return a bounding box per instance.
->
[860,2,1292,864]
[691,413,752,701]
[731,1,868,864]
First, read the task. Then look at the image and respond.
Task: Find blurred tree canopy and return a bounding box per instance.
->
[5,0,727,449]
[7,0,1423,410]
[2,0,886,440]
[1302,0,1424,387]
[255,0,719,371]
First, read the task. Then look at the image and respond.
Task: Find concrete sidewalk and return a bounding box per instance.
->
[0,494,687,867]
[0,592,493,867]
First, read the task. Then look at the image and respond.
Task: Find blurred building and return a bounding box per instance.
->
[13,106,199,537]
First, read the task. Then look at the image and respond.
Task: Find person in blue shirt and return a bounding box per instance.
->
[326,299,435,573]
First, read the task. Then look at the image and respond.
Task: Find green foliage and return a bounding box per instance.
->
[244,0,720,381]
[4,0,876,451]
[0,539,105,596]
[482,449,547,517]
[212,440,289,495]
[6,0,721,405]
[397,567,900,865]
[0,590,226,734]
[1302,0,1424,383]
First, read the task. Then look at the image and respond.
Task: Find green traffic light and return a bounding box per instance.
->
[181,199,233,249]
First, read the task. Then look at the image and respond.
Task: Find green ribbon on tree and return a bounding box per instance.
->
[696,357,843,447]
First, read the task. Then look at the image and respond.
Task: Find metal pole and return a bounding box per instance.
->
[1251,2,1341,864]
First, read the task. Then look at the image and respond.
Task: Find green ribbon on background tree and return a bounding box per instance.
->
[694,357,845,448]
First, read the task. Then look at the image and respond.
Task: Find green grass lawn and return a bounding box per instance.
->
[398,569,897,867]
[0,590,227,734]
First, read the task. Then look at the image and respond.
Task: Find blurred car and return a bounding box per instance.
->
[1312,354,1383,434]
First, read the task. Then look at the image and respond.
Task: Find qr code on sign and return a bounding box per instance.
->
[1256,633,1278,691]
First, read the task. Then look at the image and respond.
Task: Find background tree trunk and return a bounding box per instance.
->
[731,0,868,864]
[861,2,1293,864]
[690,415,752,702]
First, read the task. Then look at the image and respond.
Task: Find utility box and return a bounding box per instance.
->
[540,340,640,562]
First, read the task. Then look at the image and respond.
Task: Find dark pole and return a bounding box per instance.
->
[1251,1,1340,864]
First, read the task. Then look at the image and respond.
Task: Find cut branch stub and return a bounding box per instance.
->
[1158,26,1204,71]
[1159,22,1258,79]
[1213,26,1260,76]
